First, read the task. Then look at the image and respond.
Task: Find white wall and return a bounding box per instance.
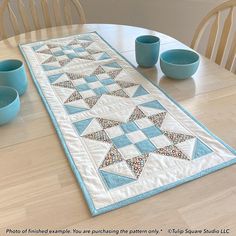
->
[0,0,225,46]
[80,0,225,46]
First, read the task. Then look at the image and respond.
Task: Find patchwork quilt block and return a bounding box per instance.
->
[20,32,236,216]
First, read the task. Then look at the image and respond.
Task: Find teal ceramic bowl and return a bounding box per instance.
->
[0,86,20,125]
[160,49,200,79]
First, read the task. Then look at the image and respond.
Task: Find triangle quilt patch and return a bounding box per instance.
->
[149,112,167,127]
[100,146,123,168]
[129,107,146,121]
[64,105,88,114]
[140,100,165,111]
[64,91,82,103]
[126,154,149,178]
[156,145,190,161]
[163,131,195,145]
[48,73,64,84]
[83,130,111,143]
[74,118,93,135]
[97,118,122,129]
[104,62,121,69]
[99,170,135,189]
[53,80,74,89]
[193,139,213,159]
[93,66,106,75]
[133,85,149,97]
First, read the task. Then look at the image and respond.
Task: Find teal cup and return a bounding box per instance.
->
[135,35,160,68]
[0,59,28,96]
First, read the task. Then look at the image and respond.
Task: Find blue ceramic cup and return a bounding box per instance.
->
[0,86,20,125]
[0,59,28,96]
[135,35,160,68]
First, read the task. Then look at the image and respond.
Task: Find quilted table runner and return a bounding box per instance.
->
[20,32,236,216]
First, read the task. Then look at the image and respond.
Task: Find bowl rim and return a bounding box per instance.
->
[0,86,19,110]
[136,35,160,45]
[0,59,23,73]
[160,49,200,67]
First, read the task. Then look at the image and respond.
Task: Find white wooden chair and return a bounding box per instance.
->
[0,0,86,40]
[191,0,236,73]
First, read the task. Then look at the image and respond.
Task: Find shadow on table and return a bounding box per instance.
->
[158,75,196,101]
[136,65,196,101]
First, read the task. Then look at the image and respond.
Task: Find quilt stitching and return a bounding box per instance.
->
[32,34,215,188]
[19,32,236,215]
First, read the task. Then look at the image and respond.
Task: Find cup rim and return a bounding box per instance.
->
[0,86,19,110]
[160,49,199,67]
[136,35,160,45]
[0,59,23,73]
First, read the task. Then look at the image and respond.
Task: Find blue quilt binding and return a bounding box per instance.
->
[19,31,236,216]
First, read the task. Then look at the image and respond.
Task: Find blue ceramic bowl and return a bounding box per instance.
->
[160,49,200,79]
[0,86,20,125]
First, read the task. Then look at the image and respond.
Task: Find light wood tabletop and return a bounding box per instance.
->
[0,24,236,235]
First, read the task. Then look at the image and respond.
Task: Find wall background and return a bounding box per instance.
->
[80,0,225,46]
[0,0,227,46]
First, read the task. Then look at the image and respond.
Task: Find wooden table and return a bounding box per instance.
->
[0,24,236,234]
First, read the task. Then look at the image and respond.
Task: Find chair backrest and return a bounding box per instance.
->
[191,0,236,73]
[0,0,86,40]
